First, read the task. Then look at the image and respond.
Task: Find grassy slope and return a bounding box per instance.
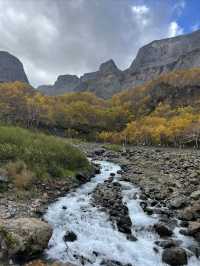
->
[0,126,92,189]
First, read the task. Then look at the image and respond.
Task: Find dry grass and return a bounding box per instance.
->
[6,161,33,189]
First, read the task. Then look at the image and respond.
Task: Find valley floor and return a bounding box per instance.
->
[0,142,200,265]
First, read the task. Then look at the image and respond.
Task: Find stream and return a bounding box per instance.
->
[44,160,200,266]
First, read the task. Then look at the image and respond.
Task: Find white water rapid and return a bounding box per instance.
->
[44,160,200,266]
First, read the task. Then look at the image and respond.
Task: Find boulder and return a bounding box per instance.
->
[170,197,187,209]
[0,218,52,259]
[162,247,188,266]
[188,221,200,241]
[154,223,173,237]
[179,202,200,221]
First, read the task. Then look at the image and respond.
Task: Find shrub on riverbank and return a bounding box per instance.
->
[0,126,92,188]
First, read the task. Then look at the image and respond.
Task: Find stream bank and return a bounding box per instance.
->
[44,153,199,266]
[0,142,200,265]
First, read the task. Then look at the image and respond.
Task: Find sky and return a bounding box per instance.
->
[0,0,199,87]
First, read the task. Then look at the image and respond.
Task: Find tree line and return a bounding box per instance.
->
[1,68,200,147]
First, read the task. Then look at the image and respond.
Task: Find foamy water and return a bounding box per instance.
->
[44,160,200,266]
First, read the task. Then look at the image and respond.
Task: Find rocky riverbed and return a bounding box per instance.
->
[79,143,200,263]
[0,143,200,265]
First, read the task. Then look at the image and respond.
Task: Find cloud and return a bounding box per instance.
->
[173,0,186,16]
[0,0,185,86]
[168,21,184,37]
[191,23,199,32]
[131,5,150,27]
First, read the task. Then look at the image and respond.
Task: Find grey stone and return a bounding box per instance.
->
[162,247,188,266]
[0,51,29,84]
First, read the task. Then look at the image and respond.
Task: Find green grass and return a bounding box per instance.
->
[0,126,92,186]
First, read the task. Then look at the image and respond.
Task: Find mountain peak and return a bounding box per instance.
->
[99,59,119,74]
[0,51,29,83]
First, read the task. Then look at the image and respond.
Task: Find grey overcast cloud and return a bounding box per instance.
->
[0,0,185,86]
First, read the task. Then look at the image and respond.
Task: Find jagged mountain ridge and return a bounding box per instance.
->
[38,75,80,96]
[0,51,29,84]
[38,29,200,98]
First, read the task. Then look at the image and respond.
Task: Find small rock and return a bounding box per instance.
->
[191,190,200,200]
[63,231,77,242]
[170,198,186,209]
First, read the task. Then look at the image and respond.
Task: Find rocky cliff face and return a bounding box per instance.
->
[75,59,125,98]
[123,29,200,89]
[0,51,29,83]
[38,74,80,95]
[38,60,124,98]
[38,30,200,98]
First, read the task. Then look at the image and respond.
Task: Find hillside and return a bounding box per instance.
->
[1,68,200,147]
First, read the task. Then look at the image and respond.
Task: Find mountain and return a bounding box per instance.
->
[0,51,29,84]
[123,29,200,89]
[38,59,124,98]
[75,59,124,98]
[38,74,80,95]
[38,29,200,98]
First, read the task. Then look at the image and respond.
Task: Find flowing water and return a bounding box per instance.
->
[44,160,200,266]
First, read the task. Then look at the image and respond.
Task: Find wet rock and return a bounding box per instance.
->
[92,182,135,239]
[144,207,153,215]
[75,173,89,184]
[179,221,188,227]
[155,239,182,249]
[162,247,188,266]
[0,218,52,260]
[100,259,132,266]
[154,223,173,237]
[63,231,77,242]
[95,168,101,175]
[116,215,132,235]
[117,170,123,175]
[188,244,200,258]
[187,221,200,241]
[94,149,105,156]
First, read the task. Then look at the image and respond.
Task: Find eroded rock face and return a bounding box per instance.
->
[38,74,80,96]
[38,30,200,98]
[76,59,124,99]
[38,59,124,99]
[124,30,200,89]
[0,218,52,260]
[0,51,29,83]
